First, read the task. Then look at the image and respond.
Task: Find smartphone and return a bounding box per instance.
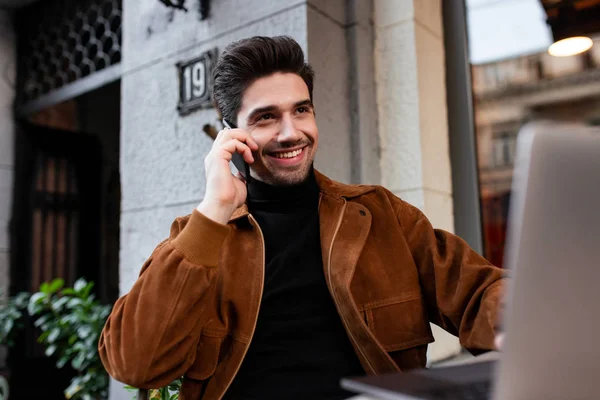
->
[222,119,251,180]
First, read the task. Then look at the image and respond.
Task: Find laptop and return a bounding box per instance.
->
[341,121,600,400]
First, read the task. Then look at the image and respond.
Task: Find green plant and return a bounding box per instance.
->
[0,291,31,346]
[1,279,181,400]
[125,378,182,400]
[28,278,111,400]
[0,279,111,400]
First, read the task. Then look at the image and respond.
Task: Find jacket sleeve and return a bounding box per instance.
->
[98,210,230,388]
[393,196,508,353]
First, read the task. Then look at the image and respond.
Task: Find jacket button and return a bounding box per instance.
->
[359,210,366,216]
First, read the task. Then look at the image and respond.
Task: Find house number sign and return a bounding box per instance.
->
[177,48,218,115]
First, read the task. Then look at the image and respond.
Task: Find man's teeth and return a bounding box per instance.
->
[273,148,303,159]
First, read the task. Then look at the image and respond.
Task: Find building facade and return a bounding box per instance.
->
[472,39,600,267]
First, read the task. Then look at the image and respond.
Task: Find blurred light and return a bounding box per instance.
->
[548,36,593,57]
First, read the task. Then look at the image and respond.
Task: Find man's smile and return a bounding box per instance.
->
[266,145,308,165]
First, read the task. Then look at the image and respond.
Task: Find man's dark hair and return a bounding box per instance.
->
[212,36,315,125]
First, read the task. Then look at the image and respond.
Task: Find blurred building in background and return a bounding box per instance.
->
[0,0,598,399]
[473,39,600,267]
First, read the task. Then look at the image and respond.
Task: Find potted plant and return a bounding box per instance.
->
[1,279,182,400]
[1,279,110,399]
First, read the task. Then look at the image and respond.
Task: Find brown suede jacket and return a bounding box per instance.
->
[99,171,507,399]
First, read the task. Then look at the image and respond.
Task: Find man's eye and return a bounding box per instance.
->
[258,114,274,121]
[297,107,309,113]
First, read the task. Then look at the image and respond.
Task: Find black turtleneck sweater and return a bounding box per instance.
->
[223,170,364,399]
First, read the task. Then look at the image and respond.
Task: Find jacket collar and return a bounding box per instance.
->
[314,170,375,199]
[228,170,374,222]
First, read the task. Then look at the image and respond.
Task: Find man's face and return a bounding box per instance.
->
[237,72,319,186]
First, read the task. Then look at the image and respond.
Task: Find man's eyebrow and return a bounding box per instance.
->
[245,99,313,124]
[294,99,313,108]
[246,105,277,123]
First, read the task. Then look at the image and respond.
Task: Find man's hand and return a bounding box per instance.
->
[197,127,258,224]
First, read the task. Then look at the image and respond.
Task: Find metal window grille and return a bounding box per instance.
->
[30,152,80,292]
[17,0,122,106]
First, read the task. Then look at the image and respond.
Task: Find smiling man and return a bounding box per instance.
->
[99,36,507,400]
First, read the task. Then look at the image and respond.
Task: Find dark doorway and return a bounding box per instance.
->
[9,124,103,399]
[8,81,121,399]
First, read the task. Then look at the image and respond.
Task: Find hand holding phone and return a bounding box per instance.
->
[196,119,257,224]
[222,119,251,180]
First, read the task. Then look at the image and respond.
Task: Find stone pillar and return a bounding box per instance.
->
[0,8,16,369]
[374,0,461,363]
[307,0,352,183]
[307,0,380,185]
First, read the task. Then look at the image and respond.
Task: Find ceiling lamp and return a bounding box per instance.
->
[548,36,594,57]
[542,0,598,57]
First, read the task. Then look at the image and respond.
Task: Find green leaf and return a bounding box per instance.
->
[167,378,182,391]
[14,292,31,308]
[77,325,92,339]
[61,288,76,296]
[40,282,50,293]
[67,298,83,308]
[71,353,85,370]
[68,334,78,345]
[47,327,61,343]
[72,342,86,351]
[52,296,69,311]
[28,292,47,315]
[48,278,65,293]
[57,355,70,369]
[61,314,78,325]
[74,279,87,293]
[33,313,52,328]
[45,344,57,357]
[65,378,82,399]
[82,282,95,298]
[37,330,51,343]
[4,318,13,334]
[31,291,47,304]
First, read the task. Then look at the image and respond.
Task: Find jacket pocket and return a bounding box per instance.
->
[362,294,434,352]
[185,331,225,381]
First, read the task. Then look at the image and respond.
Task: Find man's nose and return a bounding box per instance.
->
[277,114,302,142]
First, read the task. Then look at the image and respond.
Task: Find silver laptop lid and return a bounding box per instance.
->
[495,122,600,400]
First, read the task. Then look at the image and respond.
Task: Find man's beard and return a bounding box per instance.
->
[252,162,314,187]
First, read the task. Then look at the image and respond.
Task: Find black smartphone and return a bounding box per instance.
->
[222,119,251,180]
